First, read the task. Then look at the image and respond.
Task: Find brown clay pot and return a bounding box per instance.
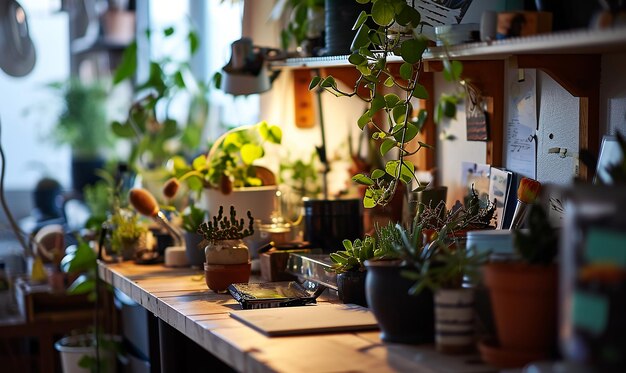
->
[483,262,558,354]
[204,262,251,293]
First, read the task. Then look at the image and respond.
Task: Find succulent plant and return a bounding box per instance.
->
[197,206,254,242]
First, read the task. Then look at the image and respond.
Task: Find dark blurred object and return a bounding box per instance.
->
[71,156,105,195]
[322,0,368,56]
[496,11,553,39]
[534,0,601,30]
[304,199,363,253]
[0,0,36,77]
[259,242,318,282]
[33,177,63,222]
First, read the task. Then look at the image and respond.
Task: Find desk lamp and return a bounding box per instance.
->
[221,37,283,96]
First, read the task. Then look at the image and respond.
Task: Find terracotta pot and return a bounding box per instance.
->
[364,259,434,344]
[483,262,558,354]
[336,270,367,307]
[434,288,475,354]
[204,262,251,293]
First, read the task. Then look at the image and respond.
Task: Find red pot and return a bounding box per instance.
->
[204,262,251,293]
[483,262,558,354]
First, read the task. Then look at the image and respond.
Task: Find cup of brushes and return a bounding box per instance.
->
[128,184,188,267]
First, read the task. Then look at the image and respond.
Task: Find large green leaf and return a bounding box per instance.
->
[401,38,427,64]
[352,173,374,186]
[371,169,386,179]
[67,275,96,295]
[113,41,137,85]
[240,143,263,165]
[111,121,136,138]
[396,4,421,27]
[412,83,429,99]
[371,0,395,26]
[370,94,386,113]
[384,93,400,107]
[351,24,371,51]
[393,123,419,143]
[309,76,321,90]
[385,160,414,183]
[399,62,413,80]
[353,11,369,30]
[258,121,282,143]
[357,112,371,129]
[380,138,397,156]
[348,53,366,66]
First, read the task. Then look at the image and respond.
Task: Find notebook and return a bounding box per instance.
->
[230,303,379,337]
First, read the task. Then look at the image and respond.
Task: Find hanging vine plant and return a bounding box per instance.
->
[309,0,463,208]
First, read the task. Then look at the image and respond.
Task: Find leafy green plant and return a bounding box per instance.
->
[198,206,254,242]
[273,0,325,51]
[181,200,207,233]
[172,121,282,194]
[279,151,321,199]
[48,79,114,158]
[514,204,558,265]
[309,0,464,208]
[330,222,402,273]
[111,26,209,170]
[110,208,147,254]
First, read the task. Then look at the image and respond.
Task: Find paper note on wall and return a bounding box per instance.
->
[506,69,537,179]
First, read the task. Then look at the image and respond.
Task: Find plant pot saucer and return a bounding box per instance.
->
[478,339,549,369]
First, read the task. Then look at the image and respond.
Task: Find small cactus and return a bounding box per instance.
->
[197,206,254,242]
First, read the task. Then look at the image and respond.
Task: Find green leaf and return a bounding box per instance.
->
[357,112,371,130]
[320,76,337,89]
[368,29,385,46]
[161,119,179,139]
[111,121,135,138]
[385,160,414,183]
[370,94,386,113]
[352,173,374,186]
[173,71,185,88]
[371,169,385,179]
[353,11,369,30]
[371,0,395,26]
[384,93,400,108]
[443,60,463,82]
[396,4,421,27]
[380,138,397,156]
[351,24,371,51]
[356,0,370,4]
[212,72,222,89]
[192,154,208,170]
[399,62,413,80]
[113,41,137,85]
[384,77,394,87]
[188,30,199,55]
[443,99,457,118]
[393,123,418,142]
[259,121,283,144]
[363,193,376,208]
[412,83,429,99]
[163,27,175,37]
[348,53,366,66]
[241,144,264,164]
[67,275,96,295]
[401,38,427,64]
[309,76,321,90]
[392,104,409,124]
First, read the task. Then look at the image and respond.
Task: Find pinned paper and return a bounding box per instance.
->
[505,69,537,179]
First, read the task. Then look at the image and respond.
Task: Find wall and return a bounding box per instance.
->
[600,52,626,137]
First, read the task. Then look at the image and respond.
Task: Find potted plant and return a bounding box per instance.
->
[48,79,114,194]
[180,200,207,269]
[480,203,559,368]
[309,0,464,208]
[271,0,325,56]
[57,240,121,373]
[198,205,254,293]
[329,222,401,306]
[365,192,495,345]
[172,121,282,254]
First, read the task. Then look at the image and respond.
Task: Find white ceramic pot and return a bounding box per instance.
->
[434,288,475,354]
[55,334,118,373]
[202,186,277,255]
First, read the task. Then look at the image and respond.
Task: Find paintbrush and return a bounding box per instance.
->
[129,188,183,246]
[509,177,542,230]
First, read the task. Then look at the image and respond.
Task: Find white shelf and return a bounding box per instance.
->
[271,26,626,69]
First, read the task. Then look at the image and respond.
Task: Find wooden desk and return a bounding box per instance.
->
[98,261,496,373]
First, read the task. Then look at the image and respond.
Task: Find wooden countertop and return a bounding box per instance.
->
[98,261,496,373]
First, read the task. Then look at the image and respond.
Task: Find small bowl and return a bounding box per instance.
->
[204,262,251,293]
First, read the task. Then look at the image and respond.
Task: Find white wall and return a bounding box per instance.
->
[600,52,626,137]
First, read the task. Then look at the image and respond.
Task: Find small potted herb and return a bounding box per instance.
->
[198,206,254,293]
[181,201,207,269]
